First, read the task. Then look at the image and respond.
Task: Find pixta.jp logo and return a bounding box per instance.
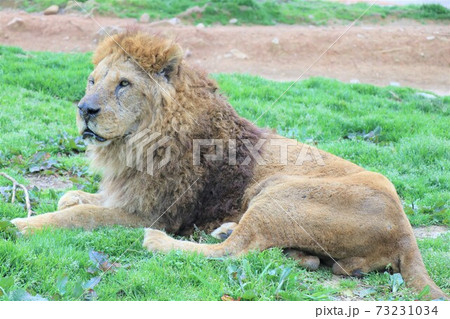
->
[125,129,171,176]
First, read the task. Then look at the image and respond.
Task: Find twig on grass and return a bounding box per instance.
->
[0,172,33,217]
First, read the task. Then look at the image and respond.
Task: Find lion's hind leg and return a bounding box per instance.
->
[143,228,223,255]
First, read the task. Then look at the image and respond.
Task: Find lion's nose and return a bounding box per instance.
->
[78,101,100,121]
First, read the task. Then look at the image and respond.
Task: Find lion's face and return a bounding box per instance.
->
[78,33,184,146]
[77,56,153,146]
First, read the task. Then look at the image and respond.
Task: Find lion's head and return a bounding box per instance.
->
[77,32,183,145]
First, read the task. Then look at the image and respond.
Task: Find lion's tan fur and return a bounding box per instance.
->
[12,32,447,299]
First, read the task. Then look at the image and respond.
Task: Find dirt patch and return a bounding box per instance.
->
[321,274,375,301]
[413,225,448,239]
[27,174,73,190]
[0,10,449,95]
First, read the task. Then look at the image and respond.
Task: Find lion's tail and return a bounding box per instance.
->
[399,245,448,300]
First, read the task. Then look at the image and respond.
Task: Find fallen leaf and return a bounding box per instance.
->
[356,288,376,298]
[83,276,101,290]
[390,273,404,293]
[72,280,84,298]
[9,289,48,301]
[56,275,68,295]
[344,126,382,143]
[89,250,121,273]
[341,289,354,297]
[86,266,99,275]
[221,294,241,301]
[99,261,121,272]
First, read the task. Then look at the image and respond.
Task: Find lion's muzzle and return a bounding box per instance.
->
[78,100,101,122]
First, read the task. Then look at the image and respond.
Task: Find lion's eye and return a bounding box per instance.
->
[88,79,95,85]
[119,80,130,87]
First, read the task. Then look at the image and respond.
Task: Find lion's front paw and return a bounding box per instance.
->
[142,228,175,253]
[11,217,31,234]
[57,191,83,210]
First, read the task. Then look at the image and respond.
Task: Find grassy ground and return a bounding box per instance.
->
[7,0,450,25]
[0,45,448,300]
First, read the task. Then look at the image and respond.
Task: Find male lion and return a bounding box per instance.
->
[12,32,447,299]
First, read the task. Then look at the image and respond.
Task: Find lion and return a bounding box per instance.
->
[12,32,447,300]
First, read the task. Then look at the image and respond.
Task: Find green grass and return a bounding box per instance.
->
[0,45,448,300]
[7,0,450,25]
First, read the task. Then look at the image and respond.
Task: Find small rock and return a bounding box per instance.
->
[271,37,279,45]
[140,13,150,23]
[389,81,400,87]
[63,36,70,40]
[44,5,59,15]
[223,53,233,59]
[196,23,205,29]
[416,92,436,99]
[184,48,192,58]
[150,17,181,27]
[350,79,360,84]
[6,17,25,31]
[4,34,9,39]
[229,18,238,24]
[426,36,435,41]
[229,48,248,59]
[169,17,181,25]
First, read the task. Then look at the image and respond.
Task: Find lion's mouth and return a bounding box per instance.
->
[82,128,107,142]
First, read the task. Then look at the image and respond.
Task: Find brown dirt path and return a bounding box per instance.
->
[1,10,449,95]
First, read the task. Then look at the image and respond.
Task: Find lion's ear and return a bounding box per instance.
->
[157,45,183,82]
